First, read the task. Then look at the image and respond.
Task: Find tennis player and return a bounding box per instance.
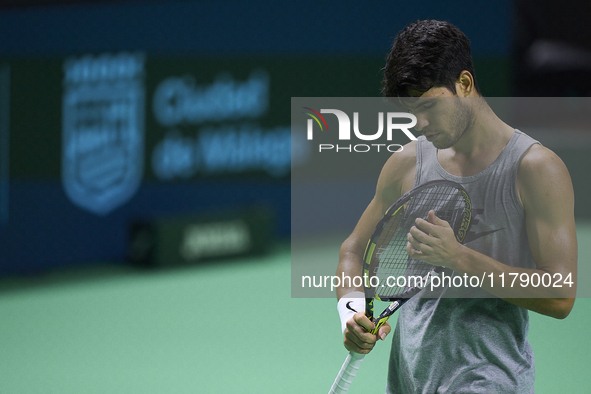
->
[336,20,577,393]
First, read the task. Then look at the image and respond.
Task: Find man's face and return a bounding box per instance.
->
[404,87,474,149]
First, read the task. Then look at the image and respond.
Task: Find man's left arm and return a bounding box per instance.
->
[406,144,577,319]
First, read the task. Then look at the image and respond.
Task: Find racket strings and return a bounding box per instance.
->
[369,184,468,299]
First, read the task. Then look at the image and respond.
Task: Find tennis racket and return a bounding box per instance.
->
[329,180,472,393]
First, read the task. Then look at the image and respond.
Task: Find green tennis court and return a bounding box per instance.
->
[1,224,590,393]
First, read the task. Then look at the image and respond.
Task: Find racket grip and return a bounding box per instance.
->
[328,351,365,394]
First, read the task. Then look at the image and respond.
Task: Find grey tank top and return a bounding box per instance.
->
[386,130,539,394]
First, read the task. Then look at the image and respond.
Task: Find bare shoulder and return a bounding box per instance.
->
[517,143,574,208]
[376,140,417,203]
[518,143,571,182]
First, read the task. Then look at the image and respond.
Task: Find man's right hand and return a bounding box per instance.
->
[343,312,391,354]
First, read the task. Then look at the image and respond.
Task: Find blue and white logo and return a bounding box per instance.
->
[62,53,145,215]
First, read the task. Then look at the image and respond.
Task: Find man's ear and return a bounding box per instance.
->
[455,70,475,96]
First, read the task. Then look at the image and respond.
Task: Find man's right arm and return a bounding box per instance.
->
[336,141,416,353]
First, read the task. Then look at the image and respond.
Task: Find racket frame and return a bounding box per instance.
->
[362,180,472,334]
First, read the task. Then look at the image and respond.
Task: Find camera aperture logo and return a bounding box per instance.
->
[303,107,417,153]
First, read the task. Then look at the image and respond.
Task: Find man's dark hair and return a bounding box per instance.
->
[382,20,480,97]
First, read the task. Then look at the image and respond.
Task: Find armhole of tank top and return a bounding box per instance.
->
[512,141,541,214]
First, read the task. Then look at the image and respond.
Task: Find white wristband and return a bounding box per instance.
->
[337,291,365,334]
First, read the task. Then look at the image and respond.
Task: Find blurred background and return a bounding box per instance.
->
[0,0,590,393]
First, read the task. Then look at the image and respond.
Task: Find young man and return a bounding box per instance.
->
[336,20,577,393]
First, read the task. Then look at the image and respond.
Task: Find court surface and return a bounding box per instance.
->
[1,224,590,393]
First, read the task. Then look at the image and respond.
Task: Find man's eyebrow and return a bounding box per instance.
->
[396,97,434,111]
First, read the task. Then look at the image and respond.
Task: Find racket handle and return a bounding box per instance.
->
[328,351,365,394]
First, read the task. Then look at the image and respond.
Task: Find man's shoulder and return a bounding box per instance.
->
[377,140,417,200]
[517,143,573,206]
[381,140,417,183]
[385,139,417,168]
[519,143,564,174]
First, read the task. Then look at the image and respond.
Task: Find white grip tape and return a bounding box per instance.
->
[328,351,365,394]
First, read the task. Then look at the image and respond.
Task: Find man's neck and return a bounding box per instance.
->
[438,103,515,177]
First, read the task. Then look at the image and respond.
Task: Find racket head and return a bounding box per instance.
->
[362,180,472,322]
